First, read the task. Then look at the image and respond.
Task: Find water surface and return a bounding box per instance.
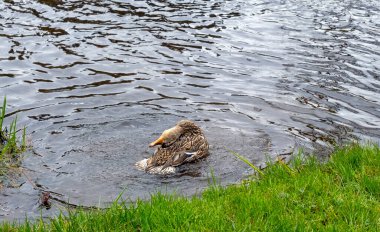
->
[1,0,379,221]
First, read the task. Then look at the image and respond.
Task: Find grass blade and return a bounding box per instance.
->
[22,126,26,150]
[0,96,6,130]
[228,149,264,176]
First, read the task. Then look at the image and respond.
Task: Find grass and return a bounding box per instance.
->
[1,142,379,231]
[0,96,26,178]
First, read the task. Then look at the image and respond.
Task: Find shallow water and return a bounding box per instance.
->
[1,0,379,221]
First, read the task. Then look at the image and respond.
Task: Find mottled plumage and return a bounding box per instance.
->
[146,120,209,171]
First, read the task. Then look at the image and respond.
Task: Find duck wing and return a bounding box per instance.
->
[160,151,197,171]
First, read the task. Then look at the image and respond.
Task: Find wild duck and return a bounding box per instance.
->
[136,120,209,173]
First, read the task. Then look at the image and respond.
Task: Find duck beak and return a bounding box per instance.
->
[149,136,164,147]
[149,127,177,147]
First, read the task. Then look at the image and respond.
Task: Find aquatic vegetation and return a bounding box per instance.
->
[2,142,379,231]
[0,96,26,178]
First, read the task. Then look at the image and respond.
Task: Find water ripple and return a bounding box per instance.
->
[0,0,379,221]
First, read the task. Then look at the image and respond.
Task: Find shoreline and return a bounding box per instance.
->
[2,142,379,231]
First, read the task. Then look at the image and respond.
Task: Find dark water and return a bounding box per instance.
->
[1,0,379,221]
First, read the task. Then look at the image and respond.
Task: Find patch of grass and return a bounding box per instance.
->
[0,96,26,178]
[2,143,380,231]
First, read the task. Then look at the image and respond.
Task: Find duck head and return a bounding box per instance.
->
[149,120,200,148]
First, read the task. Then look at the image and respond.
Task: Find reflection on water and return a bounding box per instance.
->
[1,0,380,221]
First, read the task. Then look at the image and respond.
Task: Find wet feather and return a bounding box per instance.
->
[146,120,209,171]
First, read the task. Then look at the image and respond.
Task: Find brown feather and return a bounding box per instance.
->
[146,120,209,170]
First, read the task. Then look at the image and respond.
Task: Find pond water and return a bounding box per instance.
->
[1,0,379,222]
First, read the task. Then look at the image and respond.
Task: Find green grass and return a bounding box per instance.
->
[2,143,380,231]
[0,96,26,178]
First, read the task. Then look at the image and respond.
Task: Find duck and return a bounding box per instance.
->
[144,120,209,172]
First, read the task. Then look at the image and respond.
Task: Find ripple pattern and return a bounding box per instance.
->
[0,0,379,221]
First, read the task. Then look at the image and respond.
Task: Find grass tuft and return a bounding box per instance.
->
[0,96,27,178]
[2,143,380,231]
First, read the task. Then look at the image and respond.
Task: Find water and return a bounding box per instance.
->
[1,0,379,221]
